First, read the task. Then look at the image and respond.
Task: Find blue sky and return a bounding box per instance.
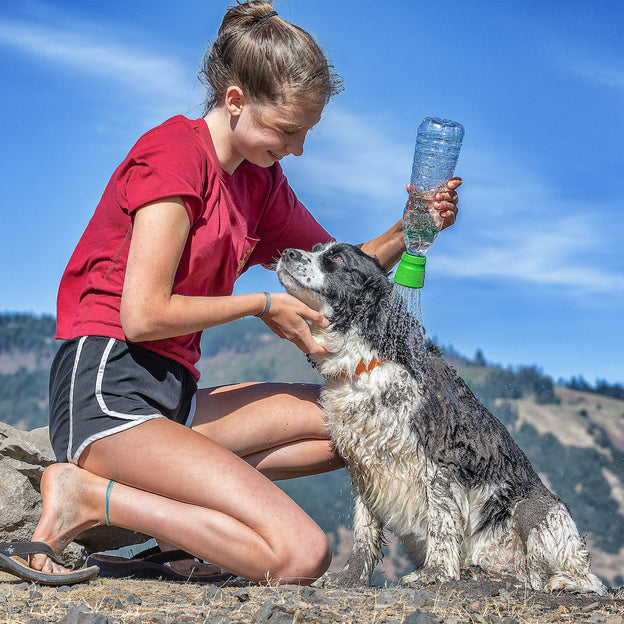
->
[1,0,622,384]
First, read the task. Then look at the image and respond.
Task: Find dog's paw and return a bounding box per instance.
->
[545,572,606,596]
[314,570,367,588]
[312,572,337,588]
[401,566,458,586]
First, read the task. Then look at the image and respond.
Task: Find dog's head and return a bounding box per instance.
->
[277,242,423,375]
[276,242,392,331]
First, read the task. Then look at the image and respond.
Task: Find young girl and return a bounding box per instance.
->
[27,1,460,585]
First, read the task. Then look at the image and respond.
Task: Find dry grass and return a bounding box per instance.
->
[1,570,622,624]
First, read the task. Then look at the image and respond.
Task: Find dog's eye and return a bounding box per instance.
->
[331,254,344,263]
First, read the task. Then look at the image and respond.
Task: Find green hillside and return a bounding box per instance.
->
[1,313,623,585]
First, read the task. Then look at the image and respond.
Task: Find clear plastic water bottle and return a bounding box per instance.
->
[394,117,464,289]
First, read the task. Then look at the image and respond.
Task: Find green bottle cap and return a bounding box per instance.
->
[393,252,426,289]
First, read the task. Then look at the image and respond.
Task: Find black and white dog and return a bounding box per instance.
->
[276,242,604,594]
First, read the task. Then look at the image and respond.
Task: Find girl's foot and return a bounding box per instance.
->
[30,463,106,573]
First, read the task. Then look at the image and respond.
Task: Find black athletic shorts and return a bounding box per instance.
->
[49,336,198,464]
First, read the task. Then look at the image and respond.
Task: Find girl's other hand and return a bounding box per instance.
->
[406,176,462,231]
[435,176,462,230]
[260,292,329,355]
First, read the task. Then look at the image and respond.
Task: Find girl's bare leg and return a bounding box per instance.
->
[158,382,342,576]
[191,382,344,479]
[31,421,332,582]
[32,382,339,582]
[155,382,343,575]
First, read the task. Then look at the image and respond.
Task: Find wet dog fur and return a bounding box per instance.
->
[276,242,604,594]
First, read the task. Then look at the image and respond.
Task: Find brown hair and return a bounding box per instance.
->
[198,1,343,113]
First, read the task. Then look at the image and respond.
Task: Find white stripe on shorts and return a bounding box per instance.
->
[67,336,87,463]
[68,337,163,465]
[184,394,197,428]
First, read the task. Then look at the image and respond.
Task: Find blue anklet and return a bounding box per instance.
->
[105,480,115,526]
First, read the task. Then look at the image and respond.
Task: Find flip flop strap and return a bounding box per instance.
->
[0,541,66,567]
[130,546,198,564]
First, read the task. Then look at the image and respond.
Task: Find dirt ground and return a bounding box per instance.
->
[1,567,622,624]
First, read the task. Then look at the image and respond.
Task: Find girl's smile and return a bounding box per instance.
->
[206,87,325,174]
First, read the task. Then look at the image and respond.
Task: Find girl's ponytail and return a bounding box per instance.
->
[199,1,343,113]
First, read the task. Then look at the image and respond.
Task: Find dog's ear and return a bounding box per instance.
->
[370,253,390,276]
[312,242,329,252]
[350,245,390,276]
[367,251,391,278]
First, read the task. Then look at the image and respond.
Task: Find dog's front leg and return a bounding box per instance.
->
[402,470,463,585]
[319,488,384,587]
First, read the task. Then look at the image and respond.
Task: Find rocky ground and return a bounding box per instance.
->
[0,569,622,624]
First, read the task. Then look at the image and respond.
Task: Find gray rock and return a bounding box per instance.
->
[57,608,108,624]
[0,422,147,565]
[405,589,436,608]
[234,589,251,602]
[297,586,336,606]
[267,612,294,624]
[404,610,436,624]
[253,600,293,623]
[254,601,278,622]
[375,588,400,607]
[0,424,56,544]
[203,585,226,602]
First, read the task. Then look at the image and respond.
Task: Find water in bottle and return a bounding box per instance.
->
[390,117,464,370]
[394,117,464,288]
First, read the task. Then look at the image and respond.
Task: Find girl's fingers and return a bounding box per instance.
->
[261,294,328,354]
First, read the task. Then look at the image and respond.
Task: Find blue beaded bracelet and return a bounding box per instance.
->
[255,292,271,318]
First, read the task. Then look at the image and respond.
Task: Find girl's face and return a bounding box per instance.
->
[230,95,325,169]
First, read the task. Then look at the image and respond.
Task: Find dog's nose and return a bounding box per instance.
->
[283,248,303,261]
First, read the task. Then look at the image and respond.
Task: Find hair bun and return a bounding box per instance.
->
[198,1,343,113]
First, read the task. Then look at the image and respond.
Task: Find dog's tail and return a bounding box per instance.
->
[524,501,606,595]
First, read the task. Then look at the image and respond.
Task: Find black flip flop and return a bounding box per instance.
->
[86,546,236,583]
[0,541,100,585]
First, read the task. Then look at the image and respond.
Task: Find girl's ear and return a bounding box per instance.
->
[224,85,246,117]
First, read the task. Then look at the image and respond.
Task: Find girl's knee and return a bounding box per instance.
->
[306,531,332,580]
[273,528,332,585]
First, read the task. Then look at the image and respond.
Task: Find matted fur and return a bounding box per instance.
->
[276,242,604,594]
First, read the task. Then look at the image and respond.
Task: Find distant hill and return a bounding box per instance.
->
[1,312,623,585]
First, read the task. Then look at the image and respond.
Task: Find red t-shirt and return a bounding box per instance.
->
[56,116,332,380]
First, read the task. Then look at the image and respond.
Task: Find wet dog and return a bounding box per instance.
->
[276,242,604,594]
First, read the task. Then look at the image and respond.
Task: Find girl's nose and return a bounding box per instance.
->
[286,132,306,157]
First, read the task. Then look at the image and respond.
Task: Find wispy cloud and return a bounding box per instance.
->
[434,218,624,293]
[3,9,619,296]
[434,151,624,294]
[290,108,623,294]
[573,63,624,95]
[286,108,411,209]
[0,14,197,114]
[549,39,624,96]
